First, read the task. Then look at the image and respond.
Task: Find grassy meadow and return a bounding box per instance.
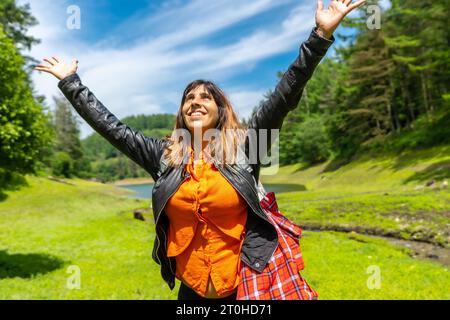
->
[263,145,450,247]
[0,145,449,299]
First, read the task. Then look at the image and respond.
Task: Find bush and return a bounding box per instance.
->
[294,116,331,165]
[327,112,362,161]
[51,152,74,178]
[279,115,332,165]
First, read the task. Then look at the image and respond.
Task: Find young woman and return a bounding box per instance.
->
[36,0,366,300]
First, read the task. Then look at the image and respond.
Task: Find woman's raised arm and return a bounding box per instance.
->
[35,58,166,180]
[247,0,365,170]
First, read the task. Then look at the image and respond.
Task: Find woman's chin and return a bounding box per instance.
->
[191,120,210,129]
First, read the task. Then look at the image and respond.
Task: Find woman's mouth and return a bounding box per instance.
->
[189,111,205,117]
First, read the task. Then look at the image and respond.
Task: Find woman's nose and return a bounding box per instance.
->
[192,96,202,107]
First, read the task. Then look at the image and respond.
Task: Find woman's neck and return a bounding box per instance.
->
[190,141,208,161]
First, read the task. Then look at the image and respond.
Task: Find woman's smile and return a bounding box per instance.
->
[189,111,206,118]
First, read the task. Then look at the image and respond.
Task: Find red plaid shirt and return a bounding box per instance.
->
[236,191,318,300]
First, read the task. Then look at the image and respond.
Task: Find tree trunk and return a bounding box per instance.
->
[420,71,431,122]
[304,87,310,115]
[402,78,415,126]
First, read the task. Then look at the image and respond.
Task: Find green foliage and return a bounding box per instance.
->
[326,112,363,160]
[297,119,330,164]
[270,0,450,166]
[44,95,87,178]
[0,26,51,179]
[0,0,39,50]
[122,114,175,132]
[52,96,83,160]
[369,111,450,153]
[280,115,331,165]
[81,114,175,182]
[91,157,146,182]
[50,152,74,178]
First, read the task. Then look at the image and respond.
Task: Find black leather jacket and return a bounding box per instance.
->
[58,28,333,290]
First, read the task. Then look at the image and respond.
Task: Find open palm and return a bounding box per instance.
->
[35,57,78,81]
[316,0,366,38]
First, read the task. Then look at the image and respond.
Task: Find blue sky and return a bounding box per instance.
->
[24,0,378,138]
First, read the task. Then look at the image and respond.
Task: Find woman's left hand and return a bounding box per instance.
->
[315,0,367,39]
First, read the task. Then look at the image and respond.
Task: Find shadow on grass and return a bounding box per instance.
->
[290,158,350,174]
[390,145,450,172]
[403,160,450,185]
[322,156,353,173]
[0,172,29,202]
[0,250,64,279]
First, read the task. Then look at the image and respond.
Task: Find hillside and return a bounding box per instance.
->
[261,145,450,247]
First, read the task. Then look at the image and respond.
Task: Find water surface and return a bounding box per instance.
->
[119,183,305,199]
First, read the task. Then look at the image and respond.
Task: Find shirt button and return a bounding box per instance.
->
[255,263,260,268]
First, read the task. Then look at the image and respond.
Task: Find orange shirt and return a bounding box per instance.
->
[165,149,248,297]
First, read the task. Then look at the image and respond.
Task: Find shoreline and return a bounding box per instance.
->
[110,177,154,186]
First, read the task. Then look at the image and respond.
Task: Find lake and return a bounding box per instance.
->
[118,183,305,199]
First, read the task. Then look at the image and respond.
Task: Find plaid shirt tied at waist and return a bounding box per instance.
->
[236,188,318,300]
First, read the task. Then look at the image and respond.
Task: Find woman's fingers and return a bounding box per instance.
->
[49,57,59,65]
[348,0,366,10]
[317,0,324,11]
[34,65,51,73]
[34,62,50,70]
[52,56,60,63]
[344,0,352,5]
[43,57,56,66]
[70,59,79,71]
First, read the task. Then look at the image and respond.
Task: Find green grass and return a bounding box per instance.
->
[262,145,450,193]
[262,145,450,247]
[0,175,448,299]
[300,231,449,299]
[0,176,178,299]
[277,189,450,247]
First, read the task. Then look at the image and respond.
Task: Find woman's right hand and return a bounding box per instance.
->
[34,57,78,80]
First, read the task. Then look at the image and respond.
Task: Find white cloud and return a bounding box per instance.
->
[23,0,320,138]
[228,89,267,120]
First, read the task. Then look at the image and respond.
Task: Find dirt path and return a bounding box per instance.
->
[305,228,449,266]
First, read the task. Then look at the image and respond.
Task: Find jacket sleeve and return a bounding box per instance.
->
[58,73,166,181]
[247,27,334,165]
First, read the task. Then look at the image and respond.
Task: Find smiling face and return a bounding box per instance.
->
[167,80,246,166]
[182,84,220,134]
